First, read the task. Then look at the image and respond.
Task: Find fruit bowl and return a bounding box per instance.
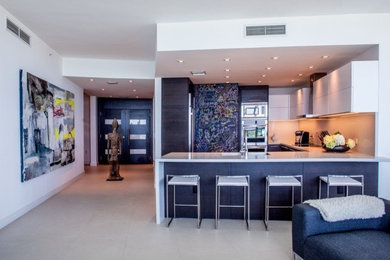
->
[323,145,350,153]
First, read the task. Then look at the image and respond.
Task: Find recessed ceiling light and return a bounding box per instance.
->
[226,81,230,84]
[176,59,184,63]
[191,71,206,76]
[109,95,113,98]
[308,65,314,69]
[266,67,272,70]
[258,80,262,83]
[136,96,139,99]
[225,69,230,72]
[90,78,94,82]
[321,55,329,59]
[224,58,230,62]
[101,88,105,91]
[271,56,279,60]
[133,89,136,92]
[107,81,118,85]
[298,73,303,76]
[225,75,230,79]
[262,74,266,78]
[291,79,295,82]
[129,80,133,83]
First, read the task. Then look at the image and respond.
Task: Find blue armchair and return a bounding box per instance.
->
[292,199,390,260]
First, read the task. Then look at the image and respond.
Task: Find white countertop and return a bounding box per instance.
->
[157,144,386,163]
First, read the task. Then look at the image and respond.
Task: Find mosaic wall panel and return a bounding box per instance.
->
[194,83,239,152]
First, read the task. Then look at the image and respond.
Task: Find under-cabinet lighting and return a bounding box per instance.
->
[191,71,207,76]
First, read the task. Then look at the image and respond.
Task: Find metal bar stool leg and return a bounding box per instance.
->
[247,177,250,230]
[197,180,201,228]
[292,186,295,207]
[173,185,176,218]
[218,185,221,225]
[215,176,219,229]
[319,178,322,199]
[243,186,246,221]
[166,175,174,227]
[264,179,269,230]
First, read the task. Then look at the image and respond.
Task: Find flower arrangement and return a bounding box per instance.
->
[322,132,356,152]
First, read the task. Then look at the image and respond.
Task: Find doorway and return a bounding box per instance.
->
[98,98,153,164]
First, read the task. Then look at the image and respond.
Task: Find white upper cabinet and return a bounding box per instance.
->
[269,94,290,120]
[313,61,378,115]
[290,87,311,119]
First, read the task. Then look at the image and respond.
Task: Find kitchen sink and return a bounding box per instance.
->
[267,144,306,152]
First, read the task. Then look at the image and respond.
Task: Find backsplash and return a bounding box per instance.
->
[269,113,376,155]
[298,113,375,155]
[268,120,299,145]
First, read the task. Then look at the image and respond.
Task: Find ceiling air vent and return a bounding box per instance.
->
[245,25,286,36]
[19,29,30,45]
[6,18,19,36]
[6,18,31,46]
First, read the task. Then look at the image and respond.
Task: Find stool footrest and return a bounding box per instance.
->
[174,204,198,207]
[219,205,245,208]
[267,206,294,209]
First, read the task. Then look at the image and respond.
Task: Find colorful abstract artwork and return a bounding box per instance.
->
[194,83,239,152]
[20,71,75,182]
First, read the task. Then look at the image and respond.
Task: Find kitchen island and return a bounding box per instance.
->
[154,147,384,224]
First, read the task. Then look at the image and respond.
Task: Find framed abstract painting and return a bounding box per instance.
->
[19,70,75,182]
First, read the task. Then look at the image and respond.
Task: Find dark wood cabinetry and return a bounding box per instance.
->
[240,85,269,103]
[161,78,192,155]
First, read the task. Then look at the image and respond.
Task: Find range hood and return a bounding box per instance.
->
[291,73,326,119]
[297,113,318,119]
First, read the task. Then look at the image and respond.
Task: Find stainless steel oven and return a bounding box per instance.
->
[241,102,268,152]
[241,118,268,151]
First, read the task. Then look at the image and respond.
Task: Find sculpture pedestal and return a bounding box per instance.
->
[106,176,124,181]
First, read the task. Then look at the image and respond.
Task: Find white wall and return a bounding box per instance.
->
[62,58,155,79]
[157,13,390,199]
[90,96,98,166]
[0,6,84,228]
[157,14,383,51]
[83,93,91,164]
[153,78,162,160]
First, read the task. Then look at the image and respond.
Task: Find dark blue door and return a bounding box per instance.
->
[98,107,152,164]
[128,109,152,163]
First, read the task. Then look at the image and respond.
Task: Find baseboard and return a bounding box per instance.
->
[0,172,84,230]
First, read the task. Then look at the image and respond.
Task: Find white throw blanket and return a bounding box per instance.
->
[304,195,385,222]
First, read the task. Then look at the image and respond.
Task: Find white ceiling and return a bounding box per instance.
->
[1,0,389,60]
[156,45,375,87]
[68,77,154,98]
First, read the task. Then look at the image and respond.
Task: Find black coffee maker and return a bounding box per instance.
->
[295,131,310,146]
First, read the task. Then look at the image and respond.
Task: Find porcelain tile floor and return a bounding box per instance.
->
[0,165,293,260]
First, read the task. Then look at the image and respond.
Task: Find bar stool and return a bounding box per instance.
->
[318,175,364,199]
[264,175,303,230]
[215,175,250,230]
[166,175,201,228]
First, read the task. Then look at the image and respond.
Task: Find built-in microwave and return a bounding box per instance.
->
[241,102,268,118]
